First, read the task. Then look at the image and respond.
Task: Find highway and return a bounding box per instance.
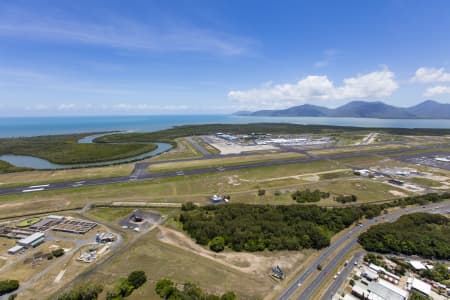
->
[275,201,450,300]
[319,251,364,300]
[1,142,449,196]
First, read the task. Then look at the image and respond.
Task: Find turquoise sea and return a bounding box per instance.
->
[3,115,450,138]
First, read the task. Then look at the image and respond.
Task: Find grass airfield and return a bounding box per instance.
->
[1,127,450,299]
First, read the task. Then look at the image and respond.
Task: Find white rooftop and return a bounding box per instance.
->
[411,278,431,296]
[18,232,45,245]
[8,245,24,253]
[409,260,426,270]
[47,215,64,220]
[368,279,408,300]
[378,279,409,298]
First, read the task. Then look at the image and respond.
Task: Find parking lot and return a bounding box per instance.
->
[395,152,450,171]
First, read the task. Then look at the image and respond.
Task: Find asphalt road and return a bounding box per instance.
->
[185,136,213,156]
[0,142,449,196]
[320,251,364,300]
[276,201,450,300]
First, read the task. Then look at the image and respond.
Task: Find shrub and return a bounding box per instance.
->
[181,202,197,211]
[221,291,237,300]
[210,236,225,252]
[335,195,357,203]
[0,280,19,296]
[155,279,176,298]
[291,189,329,203]
[106,271,148,299]
[52,248,65,258]
[127,271,147,289]
[56,283,103,300]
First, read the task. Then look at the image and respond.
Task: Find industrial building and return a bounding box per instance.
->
[18,232,45,248]
[409,278,431,297]
[96,232,115,243]
[409,260,427,271]
[352,279,408,300]
[7,245,24,255]
[52,218,97,234]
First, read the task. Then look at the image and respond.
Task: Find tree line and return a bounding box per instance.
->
[291,189,329,203]
[55,271,146,300]
[155,279,237,300]
[358,213,450,259]
[180,192,450,253]
[181,204,372,252]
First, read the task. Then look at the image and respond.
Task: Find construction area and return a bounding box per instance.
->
[118,209,161,232]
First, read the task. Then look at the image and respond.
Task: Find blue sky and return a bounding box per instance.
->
[1,0,450,116]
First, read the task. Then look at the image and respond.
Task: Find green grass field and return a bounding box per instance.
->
[17,217,42,227]
[88,207,135,222]
[0,157,408,220]
[0,133,157,165]
[147,152,305,172]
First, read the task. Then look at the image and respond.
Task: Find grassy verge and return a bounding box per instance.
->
[148,138,202,161]
[87,207,135,222]
[0,158,408,220]
[0,163,134,188]
[147,152,305,172]
[192,137,220,154]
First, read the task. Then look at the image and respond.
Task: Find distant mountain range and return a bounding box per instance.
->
[234,100,450,119]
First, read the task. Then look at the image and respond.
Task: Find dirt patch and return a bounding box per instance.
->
[241,169,350,184]
[156,226,306,276]
[389,190,407,197]
[227,175,241,186]
[302,175,320,181]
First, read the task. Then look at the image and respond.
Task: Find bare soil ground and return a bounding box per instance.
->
[156,226,307,276]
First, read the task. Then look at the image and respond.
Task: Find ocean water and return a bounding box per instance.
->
[2,115,450,138]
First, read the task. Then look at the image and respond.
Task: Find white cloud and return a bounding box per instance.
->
[228,68,398,106]
[412,67,450,83]
[0,6,254,56]
[24,103,190,113]
[424,85,450,97]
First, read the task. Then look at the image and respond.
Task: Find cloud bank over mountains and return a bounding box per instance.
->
[228,66,450,109]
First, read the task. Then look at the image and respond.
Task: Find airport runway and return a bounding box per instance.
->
[1,143,450,196]
[276,201,450,300]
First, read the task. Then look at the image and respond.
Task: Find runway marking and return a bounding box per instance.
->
[28,184,49,188]
[22,188,45,193]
